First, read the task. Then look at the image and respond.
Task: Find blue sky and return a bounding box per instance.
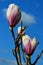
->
[0,0,43,65]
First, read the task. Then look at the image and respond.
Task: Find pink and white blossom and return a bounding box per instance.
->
[22,35,37,55]
[7,4,21,27]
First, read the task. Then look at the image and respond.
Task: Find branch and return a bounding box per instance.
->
[9,26,20,65]
[15,48,20,65]
[9,26,15,40]
[26,55,31,65]
[18,47,22,65]
[32,50,43,65]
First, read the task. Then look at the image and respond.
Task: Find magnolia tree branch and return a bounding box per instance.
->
[9,22,43,65]
[25,50,43,65]
[9,26,15,40]
[9,27,20,65]
[32,50,43,65]
[9,26,43,65]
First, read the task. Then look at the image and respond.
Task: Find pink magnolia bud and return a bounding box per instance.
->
[17,26,25,35]
[6,4,21,27]
[22,35,37,55]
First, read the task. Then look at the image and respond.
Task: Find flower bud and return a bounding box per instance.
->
[17,26,25,35]
[22,35,37,55]
[6,4,21,27]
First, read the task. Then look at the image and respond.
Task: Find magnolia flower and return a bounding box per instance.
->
[17,26,25,35]
[6,4,21,27]
[22,35,37,55]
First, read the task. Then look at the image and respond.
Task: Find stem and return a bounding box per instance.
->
[18,46,22,65]
[9,26,20,65]
[20,20,23,51]
[20,20,27,64]
[26,55,31,65]
[15,47,20,65]
[33,50,43,65]
[9,26,15,40]
[12,48,20,65]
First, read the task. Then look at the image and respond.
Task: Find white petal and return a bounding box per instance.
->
[22,35,31,46]
[32,37,37,48]
[17,26,24,34]
[7,4,18,17]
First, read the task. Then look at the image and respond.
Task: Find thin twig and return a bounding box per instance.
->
[32,50,43,65]
[9,26,15,40]
[20,20,27,64]
[9,26,20,65]
[15,47,20,65]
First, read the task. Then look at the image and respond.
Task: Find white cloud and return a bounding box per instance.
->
[21,11,36,26]
[0,57,17,65]
[2,8,7,17]
[0,57,27,65]
[3,8,7,12]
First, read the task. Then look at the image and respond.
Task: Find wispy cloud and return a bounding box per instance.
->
[2,8,36,26]
[0,57,26,65]
[2,8,7,17]
[21,11,36,26]
[0,57,17,65]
